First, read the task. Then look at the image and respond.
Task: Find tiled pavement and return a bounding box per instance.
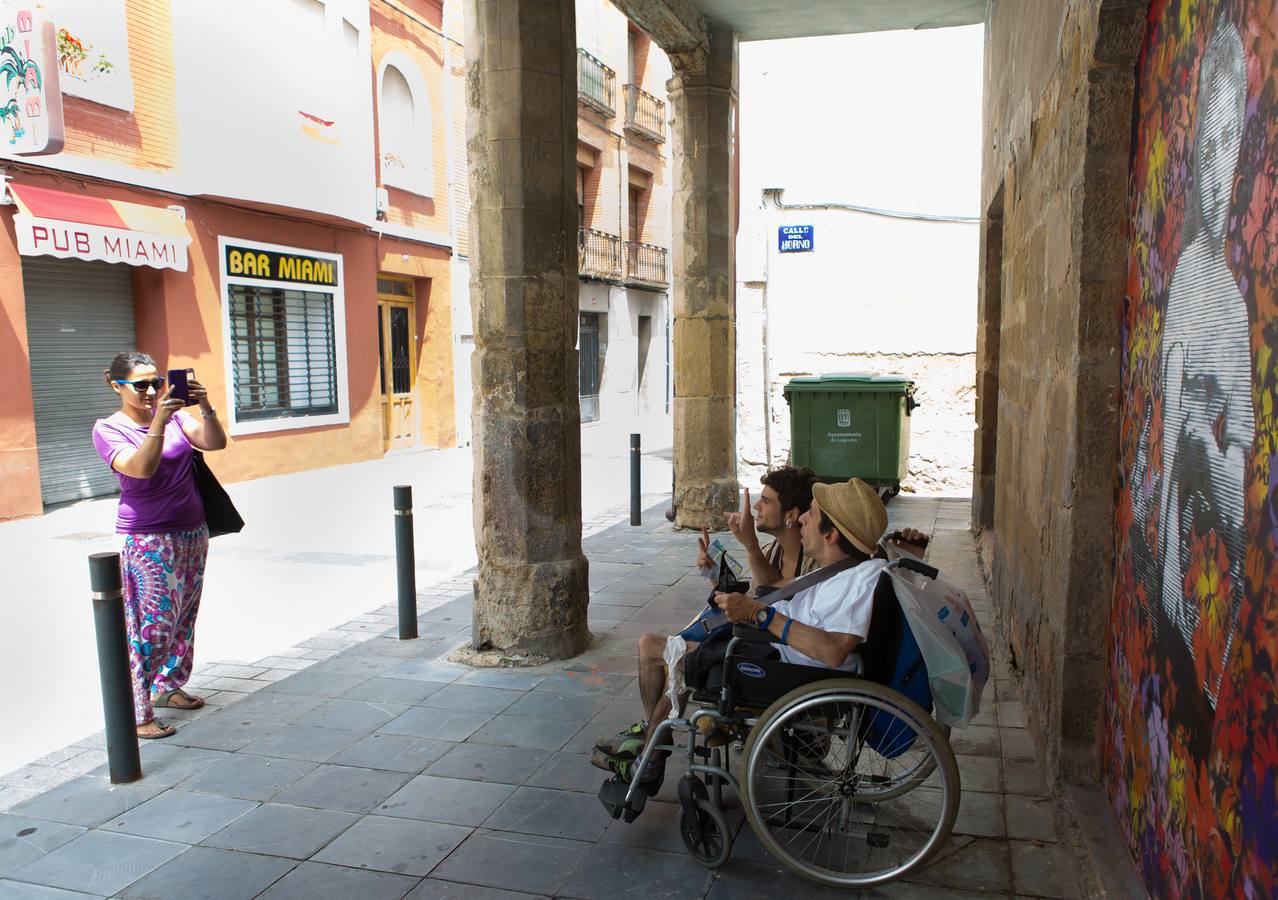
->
[0,496,1089,899]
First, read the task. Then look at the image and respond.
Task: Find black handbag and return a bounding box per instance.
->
[191,450,244,537]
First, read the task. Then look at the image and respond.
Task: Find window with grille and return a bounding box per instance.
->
[228,285,338,421]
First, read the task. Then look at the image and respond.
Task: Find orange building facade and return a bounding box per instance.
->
[0,0,462,519]
[0,0,672,520]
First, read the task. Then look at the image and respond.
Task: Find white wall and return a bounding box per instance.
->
[171,0,375,224]
[736,26,984,493]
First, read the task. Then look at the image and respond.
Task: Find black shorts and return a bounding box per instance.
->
[684,634,779,693]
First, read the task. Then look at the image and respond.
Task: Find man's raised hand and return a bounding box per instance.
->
[726,488,756,546]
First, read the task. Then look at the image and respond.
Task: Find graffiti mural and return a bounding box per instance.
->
[1109,0,1278,896]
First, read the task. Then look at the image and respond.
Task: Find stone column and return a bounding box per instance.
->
[668,23,739,530]
[464,0,589,660]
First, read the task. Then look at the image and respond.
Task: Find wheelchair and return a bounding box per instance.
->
[598,567,961,889]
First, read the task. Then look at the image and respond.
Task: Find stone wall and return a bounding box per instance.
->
[978,0,1138,782]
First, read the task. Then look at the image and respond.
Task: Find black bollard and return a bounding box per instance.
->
[630,433,642,526]
[394,485,418,640]
[88,552,142,784]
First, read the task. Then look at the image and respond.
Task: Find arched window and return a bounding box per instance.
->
[378,54,435,197]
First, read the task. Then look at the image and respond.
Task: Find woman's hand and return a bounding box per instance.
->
[188,378,211,412]
[150,385,182,431]
[696,526,712,570]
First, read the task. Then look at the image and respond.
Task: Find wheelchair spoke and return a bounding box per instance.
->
[740,681,959,888]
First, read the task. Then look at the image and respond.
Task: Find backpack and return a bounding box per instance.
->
[856,572,933,758]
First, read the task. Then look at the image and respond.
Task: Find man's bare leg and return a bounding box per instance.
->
[638,633,668,724]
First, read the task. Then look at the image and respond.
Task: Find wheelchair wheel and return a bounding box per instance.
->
[679,798,732,868]
[739,679,959,888]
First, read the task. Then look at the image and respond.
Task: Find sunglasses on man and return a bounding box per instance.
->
[114,377,166,392]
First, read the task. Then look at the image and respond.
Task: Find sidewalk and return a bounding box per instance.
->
[0,437,675,777]
[0,495,1091,899]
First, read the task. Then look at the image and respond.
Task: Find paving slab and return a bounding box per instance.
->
[0,880,105,898]
[5,830,186,896]
[293,698,411,733]
[238,724,364,763]
[329,734,455,774]
[178,753,318,801]
[558,843,715,899]
[424,744,551,785]
[312,815,471,876]
[467,714,583,751]
[255,861,420,900]
[430,829,590,896]
[380,707,495,742]
[482,786,616,842]
[117,846,296,900]
[0,816,85,879]
[100,788,257,843]
[201,802,359,859]
[416,684,525,715]
[377,774,515,827]
[271,764,412,814]
[340,677,450,705]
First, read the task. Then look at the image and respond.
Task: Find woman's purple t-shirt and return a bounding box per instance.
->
[92,411,205,534]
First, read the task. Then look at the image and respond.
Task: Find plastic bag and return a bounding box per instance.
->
[663,635,687,712]
[886,563,990,728]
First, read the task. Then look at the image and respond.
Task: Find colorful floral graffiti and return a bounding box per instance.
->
[1110,0,1278,896]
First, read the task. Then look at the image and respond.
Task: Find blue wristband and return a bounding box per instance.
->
[779,617,793,646]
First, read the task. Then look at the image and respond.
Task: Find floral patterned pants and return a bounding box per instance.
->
[120,526,209,725]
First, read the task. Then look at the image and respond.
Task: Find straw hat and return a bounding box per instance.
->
[811,478,887,556]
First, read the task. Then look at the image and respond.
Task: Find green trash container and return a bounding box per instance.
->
[783,373,918,495]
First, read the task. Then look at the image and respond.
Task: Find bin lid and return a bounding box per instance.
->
[784,373,915,393]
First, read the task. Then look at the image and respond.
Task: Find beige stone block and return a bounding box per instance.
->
[673,316,735,398]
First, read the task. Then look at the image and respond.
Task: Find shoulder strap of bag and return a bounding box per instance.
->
[760,555,860,607]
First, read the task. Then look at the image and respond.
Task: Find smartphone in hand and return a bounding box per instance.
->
[167,368,195,406]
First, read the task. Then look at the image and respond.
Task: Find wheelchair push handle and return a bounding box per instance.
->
[893,557,940,580]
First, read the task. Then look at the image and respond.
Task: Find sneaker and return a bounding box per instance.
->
[591,748,665,792]
[594,721,647,755]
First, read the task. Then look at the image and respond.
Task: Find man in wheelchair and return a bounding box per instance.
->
[595,478,891,794]
[596,481,962,886]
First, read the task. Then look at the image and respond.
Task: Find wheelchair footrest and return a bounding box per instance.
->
[597,776,649,823]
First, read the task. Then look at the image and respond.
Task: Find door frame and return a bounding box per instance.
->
[377,275,418,451]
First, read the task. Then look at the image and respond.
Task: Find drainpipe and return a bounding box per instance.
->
[760,189,777,468]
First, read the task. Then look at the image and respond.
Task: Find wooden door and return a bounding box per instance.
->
[377,278,417,450]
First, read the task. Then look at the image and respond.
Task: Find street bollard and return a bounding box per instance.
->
[630,433,642,526]
[394,485,418,640]
[88,552,142,784]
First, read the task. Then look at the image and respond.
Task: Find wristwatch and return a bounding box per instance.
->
[754,606,776,629]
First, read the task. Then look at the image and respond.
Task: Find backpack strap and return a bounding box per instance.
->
[755,555,860,607]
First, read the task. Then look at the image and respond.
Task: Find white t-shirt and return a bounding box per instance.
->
[772,558,889,671]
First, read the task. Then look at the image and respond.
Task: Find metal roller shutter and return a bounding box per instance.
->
[24,257,136,506]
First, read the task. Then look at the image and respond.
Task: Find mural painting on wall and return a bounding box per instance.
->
[1110,0,1278,896]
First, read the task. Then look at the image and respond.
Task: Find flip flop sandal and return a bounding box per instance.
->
[137,719,176,740]
[154,689,204,710]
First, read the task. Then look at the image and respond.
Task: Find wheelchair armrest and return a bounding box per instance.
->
[731,623,776,644]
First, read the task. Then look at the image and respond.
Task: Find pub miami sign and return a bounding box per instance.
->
[0,3,64,155]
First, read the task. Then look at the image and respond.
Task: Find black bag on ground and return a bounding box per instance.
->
[192,450,244,537]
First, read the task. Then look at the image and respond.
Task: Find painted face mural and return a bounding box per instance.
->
[1110,2,1278,897]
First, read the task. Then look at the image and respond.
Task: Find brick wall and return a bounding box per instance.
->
[371,0,451,237]
[59,0,177,171]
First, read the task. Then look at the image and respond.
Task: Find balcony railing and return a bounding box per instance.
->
[624,241,669,288]
[623,84,665,143]
[577,49,615,116]
[579,227,622,280]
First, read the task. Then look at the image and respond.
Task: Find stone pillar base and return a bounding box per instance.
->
[675,475,739,530]
[473,555,590,660]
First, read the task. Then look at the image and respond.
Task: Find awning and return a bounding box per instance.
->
[6,183,191,272]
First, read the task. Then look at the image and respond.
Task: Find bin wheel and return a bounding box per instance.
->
[876,483,901,503]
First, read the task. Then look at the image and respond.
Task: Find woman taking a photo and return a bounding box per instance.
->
[91,352,227,739]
